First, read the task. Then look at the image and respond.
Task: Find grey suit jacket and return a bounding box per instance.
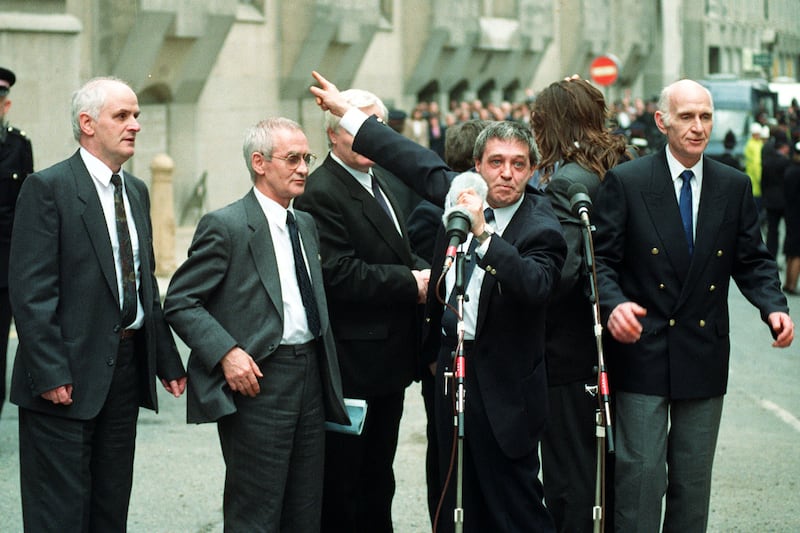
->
[9,150,185,419]
[164,189,348,425]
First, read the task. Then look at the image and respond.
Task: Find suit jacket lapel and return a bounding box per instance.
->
[677,158,730,305]
[642,154,692,278]
[125,178,154,307]
[243,190,283,320]
[325,157,414,266]
[72,153,120,303]
[295,210,331,332]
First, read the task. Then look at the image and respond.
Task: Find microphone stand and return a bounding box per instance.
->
[437,249,467,533]
[577,212,615,533]
[451,249,467,533]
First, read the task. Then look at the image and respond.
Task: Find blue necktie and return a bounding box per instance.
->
[442,208,494,337]
[679,170,694,256]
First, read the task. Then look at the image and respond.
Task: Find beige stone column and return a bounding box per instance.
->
[150,153,177,277]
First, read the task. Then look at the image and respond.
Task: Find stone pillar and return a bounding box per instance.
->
[150,153,177,276]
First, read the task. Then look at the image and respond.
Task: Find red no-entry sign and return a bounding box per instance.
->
[589,55,619,86]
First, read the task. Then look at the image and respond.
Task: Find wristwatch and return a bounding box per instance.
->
[475,225,495,244]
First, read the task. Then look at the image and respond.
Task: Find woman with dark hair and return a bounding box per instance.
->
[531,77,630,533]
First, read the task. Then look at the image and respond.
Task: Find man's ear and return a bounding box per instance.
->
[78,112,95,137]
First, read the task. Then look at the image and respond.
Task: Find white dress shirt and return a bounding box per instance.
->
[81,147,144,330]
[665,147,703,240]
[444,196,523,339]
[253,188,316,344]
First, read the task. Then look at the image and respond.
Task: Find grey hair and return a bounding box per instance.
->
[242,117,304,182]
[71,76,132,141]
[473,120,540,166]
[324,88,388,146]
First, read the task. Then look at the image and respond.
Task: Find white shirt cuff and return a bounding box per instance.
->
[340,108,370,137]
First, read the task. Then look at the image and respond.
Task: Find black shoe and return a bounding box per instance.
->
[782,286,798,295]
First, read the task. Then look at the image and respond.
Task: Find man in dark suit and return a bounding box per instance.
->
[164,117,349,533]
[309,71,567,532]
[294,89,429,533]
[9,77,186,532]
[0,66,33,417]
[405,118,489,527]
[592,79,794,532]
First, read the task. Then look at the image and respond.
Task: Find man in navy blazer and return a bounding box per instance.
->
[592,79,794,532]
[9,77,186,532]
[310,72,566,532]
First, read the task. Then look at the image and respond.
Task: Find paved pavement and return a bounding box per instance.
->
[0,226,798,531]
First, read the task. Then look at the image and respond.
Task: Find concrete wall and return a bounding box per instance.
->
[1,0,798,217]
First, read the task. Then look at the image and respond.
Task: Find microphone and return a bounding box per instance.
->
[568,183,592,224]
[441,206,472,269]
[441,171,488,270]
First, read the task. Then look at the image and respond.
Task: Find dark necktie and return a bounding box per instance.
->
[442,208,494,337]
[370,174,394,222]
[111,174,137,327]
[286,211,321,337]
[679,170,694,256]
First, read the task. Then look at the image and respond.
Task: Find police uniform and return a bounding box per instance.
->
[0,67,33,416]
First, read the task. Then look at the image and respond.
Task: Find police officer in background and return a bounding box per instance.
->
[0,66,33,417]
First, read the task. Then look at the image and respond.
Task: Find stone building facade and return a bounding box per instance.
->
[1,0,798,213]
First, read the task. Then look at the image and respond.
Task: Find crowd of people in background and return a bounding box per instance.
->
[391,91,800,162]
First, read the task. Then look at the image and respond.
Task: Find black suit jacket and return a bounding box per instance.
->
[0,125,33,288]
[294,155,428,397]
[9,150,185,419]
[593,149,788,399]
[542,162,603,384]
[348,116,567,458]
[426,193,566,458]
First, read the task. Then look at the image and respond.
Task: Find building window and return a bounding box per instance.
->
[482,0,517,18]
[239,0,264,10]
[380,0,393,22]
[709,46,720,74]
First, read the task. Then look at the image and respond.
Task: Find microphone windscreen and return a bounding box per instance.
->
[446,171,488,209]
[567,182,589,201]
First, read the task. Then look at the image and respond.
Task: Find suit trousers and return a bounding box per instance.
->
[613,391,724,533]
[434,342,554,533]
[19,335,141,533]
[541,380,607,533]
[321,389,405,533]
[217,341,324,533]
[421,368,441,527]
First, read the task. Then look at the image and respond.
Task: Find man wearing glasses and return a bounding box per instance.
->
[165,117,349,532]
[294,89,430,532]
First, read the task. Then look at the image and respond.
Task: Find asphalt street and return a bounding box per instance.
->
[0,285,798,532]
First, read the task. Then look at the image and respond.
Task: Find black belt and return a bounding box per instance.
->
[275,339,317,356]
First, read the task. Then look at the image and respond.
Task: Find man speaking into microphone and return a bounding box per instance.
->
[310,71,566,533]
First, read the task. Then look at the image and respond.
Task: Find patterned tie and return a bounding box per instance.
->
[111,174,137,327]
[441,208,494,337]
[286,211,321,337]
[679,170,694,256]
